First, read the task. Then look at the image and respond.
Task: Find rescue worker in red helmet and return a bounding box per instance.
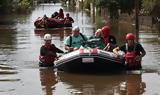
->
[101,25,117,52]
[113,33,146,70]
[39,34,64,67]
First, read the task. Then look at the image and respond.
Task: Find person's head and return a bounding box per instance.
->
[95,29,101,37]
[126,33,135,46]
[44,34,52,45]
[72,26,80,37]
[66,13,69,17]
[42,14,48,21]
[52,12,58,18]
[101,25,110,37]
[59,8,63,13]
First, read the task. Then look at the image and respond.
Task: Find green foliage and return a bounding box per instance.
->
[0,0,13,12]
[119,0,135,14]
[108,0,119,19]
[95,15,106,28]
[18,0,31,10]
[142,0,160,18]
[142,0,156,10]
[96,0,108,8]
[96,0,119,19]
[84,0,90,10]
[151,0,160,17]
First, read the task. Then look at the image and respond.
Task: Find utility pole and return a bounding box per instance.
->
[135,0,139,42]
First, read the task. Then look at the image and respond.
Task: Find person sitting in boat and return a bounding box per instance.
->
[113,33,146,70]
[51,11,59,19]
[64,13,74,27]
[57,8,64,19]
[94,29,102,38]
[39,34,64,67]
[101,26,117,52]
[86,29,105,49]
[89,29,102,39]
[34,14,48,28]
[64,26,88,52]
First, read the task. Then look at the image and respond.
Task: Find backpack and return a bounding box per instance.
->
[69,33,87,47]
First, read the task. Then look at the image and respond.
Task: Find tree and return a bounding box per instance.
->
[96,0,141,19]
[142,0,160,23]
[18,0,31,10]
[0,0,13,13]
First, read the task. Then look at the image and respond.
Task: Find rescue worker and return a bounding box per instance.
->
[51,11,59,19]
[64,13,74,27]
[57,8,64,19]
[39,34,64,67]
[64,26,88,52]
[113,33,146,70]
[101,26,117,52]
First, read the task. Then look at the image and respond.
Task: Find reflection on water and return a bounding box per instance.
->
[56,72,147,95]
[39,68,57,95]
[117,74,146,95]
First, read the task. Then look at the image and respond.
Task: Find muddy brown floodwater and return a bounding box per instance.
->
[0,3,160,95]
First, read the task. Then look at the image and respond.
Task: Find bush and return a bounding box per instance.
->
[18,0,31,11]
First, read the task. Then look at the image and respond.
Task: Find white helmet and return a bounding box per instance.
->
[72,26,80,32]
[44,34,52,40]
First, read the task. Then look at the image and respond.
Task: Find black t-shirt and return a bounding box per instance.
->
[119,43,144,56]
[64,17,74,27]
[103,35,117,45]
[108,35,117,45]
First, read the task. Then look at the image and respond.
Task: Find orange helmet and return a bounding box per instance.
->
[101,26,110,36]
[126,33,135,40]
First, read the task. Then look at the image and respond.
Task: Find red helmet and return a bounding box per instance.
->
[101,26,110,36]
[126,33,135,40]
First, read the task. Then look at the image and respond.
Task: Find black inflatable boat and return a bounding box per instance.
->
[54,48,125,72]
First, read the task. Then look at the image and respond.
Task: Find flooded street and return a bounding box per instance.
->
[0,3,160,95]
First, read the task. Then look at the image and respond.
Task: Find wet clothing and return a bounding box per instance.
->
[51,12,59,18]
[64,17,74,27]
[64,33,88,49]
[119,43,145,70]
[39,44,64,67]
[86,37,105,50]
[102,35,117,52]
[119,43,144,56]
[102,35,117,45]
[58,12,64,19]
